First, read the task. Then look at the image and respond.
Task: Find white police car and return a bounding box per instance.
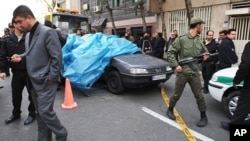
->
[208,67,244,119]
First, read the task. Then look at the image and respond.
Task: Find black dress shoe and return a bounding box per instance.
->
[166,109,176,120]
[5,115,21,124]
[220,121,230,131]
[203,89,209,94]
[24,115,36,125]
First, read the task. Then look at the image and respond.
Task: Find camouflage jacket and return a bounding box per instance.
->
[167,32,204,74]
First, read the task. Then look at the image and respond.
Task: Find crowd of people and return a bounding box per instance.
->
[0,4,249,140]
[122,17,249,130]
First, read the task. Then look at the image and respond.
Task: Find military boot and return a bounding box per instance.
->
[197,111,208,127]
[166,107,176,120]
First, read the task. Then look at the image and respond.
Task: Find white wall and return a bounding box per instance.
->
[0,0,47,36]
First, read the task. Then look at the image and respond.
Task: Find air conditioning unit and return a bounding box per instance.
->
[94,6,102,13]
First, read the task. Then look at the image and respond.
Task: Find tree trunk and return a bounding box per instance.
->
[185,0,193,25]
[44,0,56,12]
[159,0,167,40]
[139,1,147,32]
[106,2,117,35]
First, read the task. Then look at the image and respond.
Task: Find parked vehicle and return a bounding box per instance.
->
[103,53,174,94]
[208,67,244,119]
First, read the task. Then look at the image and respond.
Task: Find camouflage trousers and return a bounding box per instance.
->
[169,72,207,112]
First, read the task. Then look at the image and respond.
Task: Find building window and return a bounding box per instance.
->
[133,0,141,3]
[112,0,125,7]
[168,7,211,40]
[230,17,250,40]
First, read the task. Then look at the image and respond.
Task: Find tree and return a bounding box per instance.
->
[185,0,193,25]
[43,0,56,12]
[134,0,147,32]
[102,0,148,35]
[158,0,167,40]
[105,1,118,35]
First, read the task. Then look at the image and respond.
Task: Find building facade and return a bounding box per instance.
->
[59,0,157,40]
[58,0,249,60]
[80,0,157,39]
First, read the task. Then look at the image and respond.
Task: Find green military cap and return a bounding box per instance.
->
[190,17,205,24]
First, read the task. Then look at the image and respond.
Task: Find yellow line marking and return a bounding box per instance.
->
[161,86,197,141]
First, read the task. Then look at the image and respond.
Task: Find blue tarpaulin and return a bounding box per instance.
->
[62,33,141,90]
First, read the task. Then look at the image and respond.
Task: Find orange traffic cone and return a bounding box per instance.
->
[61,78,77,109]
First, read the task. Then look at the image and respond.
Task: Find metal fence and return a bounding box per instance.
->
[167,7,211,40]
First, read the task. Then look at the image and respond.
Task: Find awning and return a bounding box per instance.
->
[91,18,107,28]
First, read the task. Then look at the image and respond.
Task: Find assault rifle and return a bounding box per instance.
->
[178,52,219,70]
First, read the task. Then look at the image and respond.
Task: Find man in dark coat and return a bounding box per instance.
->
[165,30,178,52]
[202,30,218,94]
[152,32,166,59]
[217,29,238,70]
[220,41,250,131]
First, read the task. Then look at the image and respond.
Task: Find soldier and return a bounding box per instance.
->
[167,17,209,127]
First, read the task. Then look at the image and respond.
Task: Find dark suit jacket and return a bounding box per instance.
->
[233,41,250,90]
[23,24,62,91]
[218,37,238,66]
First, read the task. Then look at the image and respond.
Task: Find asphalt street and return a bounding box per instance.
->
[0,73,230,141]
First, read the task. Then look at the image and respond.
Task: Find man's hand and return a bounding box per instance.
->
[10,54,22,63]
[203,53,209,61]
[175,65,183,73]
[0,73,6,80]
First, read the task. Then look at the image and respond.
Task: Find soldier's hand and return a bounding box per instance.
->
[175,65,183,73]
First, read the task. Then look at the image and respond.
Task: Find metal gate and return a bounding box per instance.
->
[230,16,250,62]
[167,7,211,40]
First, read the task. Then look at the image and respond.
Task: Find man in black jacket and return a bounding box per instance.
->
[152,32,166,59]
[0,20,36,125]
[202,30,218,94]
[165,30,178,52]
[220,41,250,130]
[217,29,238,70]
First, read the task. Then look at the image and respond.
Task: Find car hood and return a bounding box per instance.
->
[215,67,238,78]
[212,66,239,85]
[112,53,169,68]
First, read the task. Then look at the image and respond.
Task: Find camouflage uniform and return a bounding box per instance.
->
[167,32,206,112]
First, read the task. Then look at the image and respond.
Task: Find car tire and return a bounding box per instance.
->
[222,90,241,119]
[107,71,125,94]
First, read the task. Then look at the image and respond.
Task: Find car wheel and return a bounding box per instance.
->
[223,90,240,119]
[107,71,125,94]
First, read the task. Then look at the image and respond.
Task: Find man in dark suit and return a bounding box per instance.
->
[152,32,166,59]
[201,30,218,94]
[165,30,178,52]
[11,5,67,141]
[217,29,238,71]
[0,19,36,125]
